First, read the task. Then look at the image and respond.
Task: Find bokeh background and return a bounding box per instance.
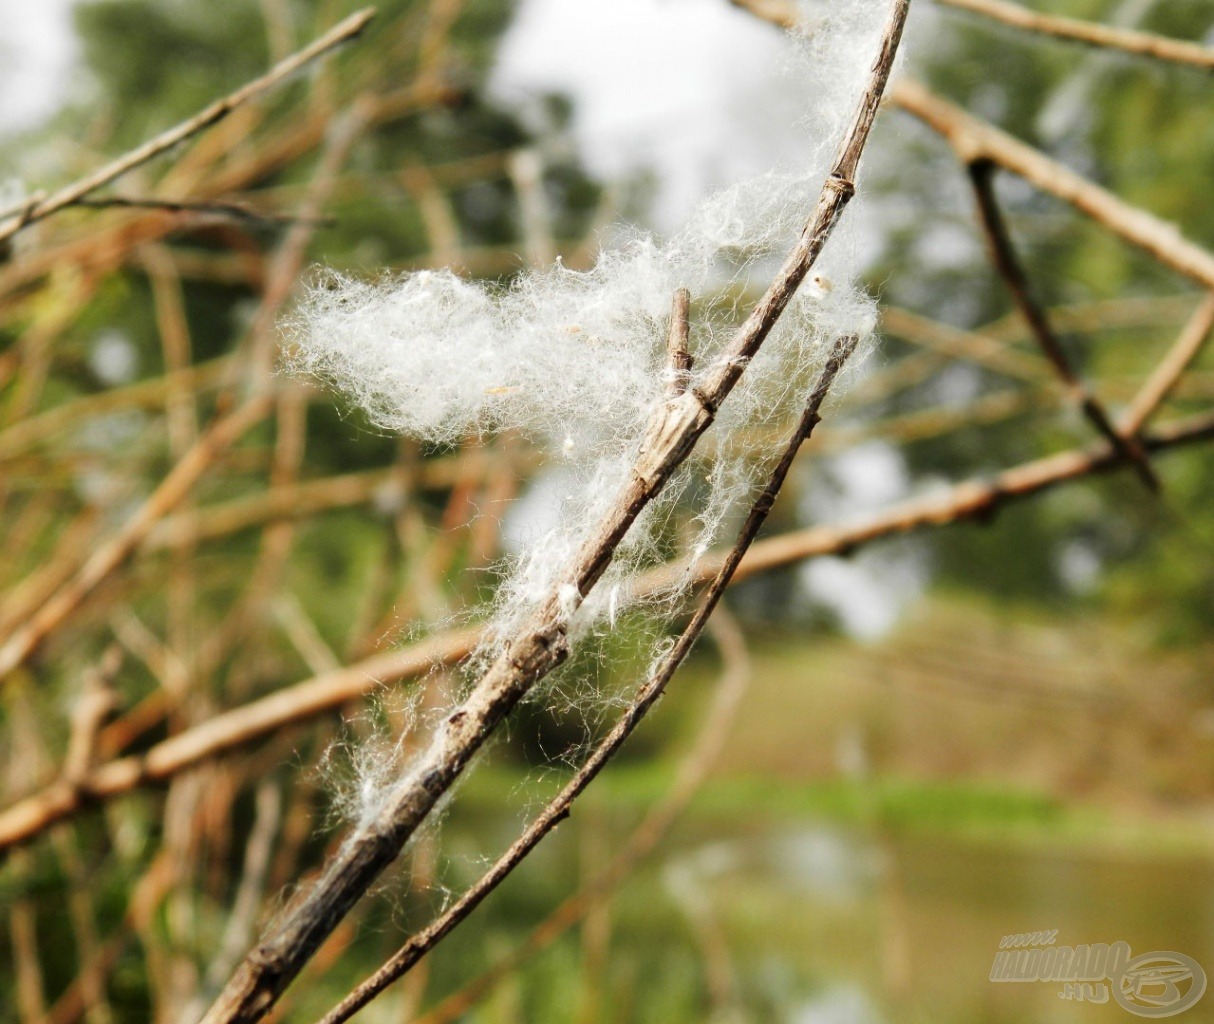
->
[1,1,1213,1022]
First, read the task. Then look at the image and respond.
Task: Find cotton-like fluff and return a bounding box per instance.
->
[285,0,889,668]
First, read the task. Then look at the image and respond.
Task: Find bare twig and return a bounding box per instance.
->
[887,79,1214,290]
[0,9,376,246]
[0,357,234,460]
[508,149,557,267]
[310,328,848,1024]
[62,646,123,784]
[2,406,1211,851]
[179,782,284,1024]
[199,6,910,1018]
[378,611,752,1024]
[144,454,513,551]
[664,288,693,399]
[0,396,272,679]
[936,0,1214,71]
[879,305,1041,381]
[0,629,478,849]
[1120,292,1214,435]
[77,195,333,227]
[706,407,1214,590]
[733,0,1214,72]
[966,160,1158,489]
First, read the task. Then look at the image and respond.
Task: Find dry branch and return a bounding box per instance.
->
[936,0,1214,71]
[77,196,331,227]
[0,629,479,850]
[888,80,1214,290]
[2,406,1211,852]
[320,610,752,1024]
[965,161,1158,489]
[0,9,375,247]
[312,332,857,1024]
[0,397,271,678]
[1120,292,1214,435]
[198,5,910,1018]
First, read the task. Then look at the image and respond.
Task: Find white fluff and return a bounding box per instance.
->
[285,0,889,678]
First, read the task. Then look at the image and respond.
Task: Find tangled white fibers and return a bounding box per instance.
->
[285,0,892,805]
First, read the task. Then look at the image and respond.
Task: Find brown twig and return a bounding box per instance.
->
[62,646,123,784]
[310,328,844,1024]
[0,357,234,460]
[936,0,1214,71]
[384,611,752,1024]
[966,160,1158,490]
[76,196,333,227]
[0,396,272,679]
[199,5,909,1018]
[888,79,1214,290]
[143,454,515,551]
[1120,292,1214,435]
[0,629,478,849]
[2,405,1212,852]
[706,407,1214,590]
[664,288,693,399]
[0,9,376,247]
[181,781,284,1024]
[879,304,1042,381]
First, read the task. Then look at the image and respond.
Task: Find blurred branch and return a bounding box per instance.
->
[0,396,272,678]
[0,629,479,850]
[323,609,752,1024]
[77,195,334,227]
[880,305,1042,381]
[1120,292,1214,435]
[144,454,522,551]
[936,0,1214,71]
[888,79,1214,290]
[731,0,1214,72]
[965,160,1158,489]
[61,646,123,784]
[2,405,1212,851]
[180,781,284,1024]
[0,8,376,247]
[199,7,909,1016]
[709,407,1214,590]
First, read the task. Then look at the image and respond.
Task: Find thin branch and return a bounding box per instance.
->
[0,396,272,679]
[887,79,1214,290]
[1120,292,1214,435]
[199,5,910,1017]
[340,611,752,1024]
[1,406,1211,851]
[732,0,1214,72]
[707,407,1214,590]
[936,0,1214,71]
[310,331,850,1024]
[144,455,510,551]
[61,646,123,784]
[664,288,693,400]
[879,304,1042,381]
[0,629,479,850]
[180,781,284,1024]
[507,148,557,267]
[966,160,1158,490]
[0,358,235,460]
[0,8,376,246]
[76,196,333,227]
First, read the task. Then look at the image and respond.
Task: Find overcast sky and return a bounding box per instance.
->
[0,0,78,135]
